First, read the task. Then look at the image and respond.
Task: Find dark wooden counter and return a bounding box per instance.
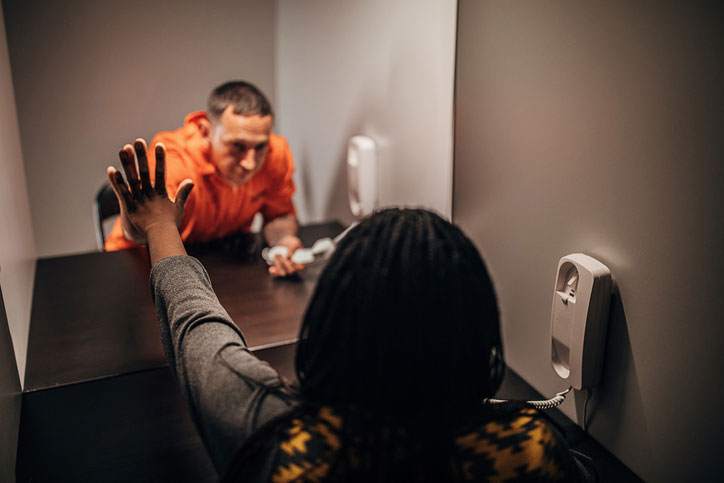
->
[23,223,343,392]
[16,343,296,483]
[17,223,343,482]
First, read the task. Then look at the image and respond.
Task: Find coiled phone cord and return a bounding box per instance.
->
[483,386,573,410]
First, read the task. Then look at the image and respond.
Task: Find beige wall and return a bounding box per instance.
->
[276,0,456,223]
[0,0,36,386]
[5,0,456,251]
[0,0,34,475]
[454,2,724,481]
[3,0,276,257]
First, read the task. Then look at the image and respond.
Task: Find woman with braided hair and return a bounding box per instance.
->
[108,140,587,482]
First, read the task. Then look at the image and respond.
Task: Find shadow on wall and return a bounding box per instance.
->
[574,282,653,474]
[323,139,352,224]
[322,116,393,225]
[320,76,402,224]
[318,90,381,225]
[295,143,315,223]
[293,134,352,226]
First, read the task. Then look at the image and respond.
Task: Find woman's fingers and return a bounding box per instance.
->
[107,166,136,212]
[155,143,167,197]
[119,145,142,199]
[133,139,153,197]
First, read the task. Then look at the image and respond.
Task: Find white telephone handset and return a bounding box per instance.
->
[262,223,358,267]
[550,254,612,390]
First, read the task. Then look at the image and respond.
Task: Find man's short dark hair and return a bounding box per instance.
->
[207,81,273,122]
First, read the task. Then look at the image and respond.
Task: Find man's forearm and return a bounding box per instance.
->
[263,214,299,246]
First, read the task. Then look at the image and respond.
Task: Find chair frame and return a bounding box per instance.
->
[92,182,120,251]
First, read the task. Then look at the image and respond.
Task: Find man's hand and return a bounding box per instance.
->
[268,234,305,278]
[263,214,305,278]
[107,139,193,246]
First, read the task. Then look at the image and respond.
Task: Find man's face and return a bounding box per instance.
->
[206,105,272,185]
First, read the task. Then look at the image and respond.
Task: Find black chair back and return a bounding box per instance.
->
[93,182,120,250]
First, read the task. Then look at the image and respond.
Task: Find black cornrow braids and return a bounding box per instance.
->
[283,208,505,480]
[228,209,505,481]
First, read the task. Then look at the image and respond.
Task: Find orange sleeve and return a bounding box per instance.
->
[260,137,297,221]
[104,220,139,251]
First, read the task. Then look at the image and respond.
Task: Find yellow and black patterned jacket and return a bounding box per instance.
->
[226,403,582,482]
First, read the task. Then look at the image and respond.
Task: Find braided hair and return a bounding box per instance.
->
[226,208,505,481]
[296,208,504,479]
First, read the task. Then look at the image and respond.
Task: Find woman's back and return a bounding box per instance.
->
[146,209,587,481]
[227,403,578,482]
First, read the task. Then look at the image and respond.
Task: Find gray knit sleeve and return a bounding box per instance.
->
[150,255,295,474]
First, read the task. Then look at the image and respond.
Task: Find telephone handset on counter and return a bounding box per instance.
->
[263,135,376,267]
[262,223,358,267]
[485,254,612,410]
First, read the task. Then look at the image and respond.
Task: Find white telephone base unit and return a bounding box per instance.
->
[550,253,612,390]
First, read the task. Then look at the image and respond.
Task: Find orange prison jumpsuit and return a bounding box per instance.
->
[105,111,296,251]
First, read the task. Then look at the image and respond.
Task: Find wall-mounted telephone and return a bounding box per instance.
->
[551,253,612,390]
[486,253,612,411]
[347,135,377,218]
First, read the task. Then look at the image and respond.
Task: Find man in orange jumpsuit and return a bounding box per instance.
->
[105,81,303,277]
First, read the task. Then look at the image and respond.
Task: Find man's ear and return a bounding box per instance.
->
[198,118,211,139]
